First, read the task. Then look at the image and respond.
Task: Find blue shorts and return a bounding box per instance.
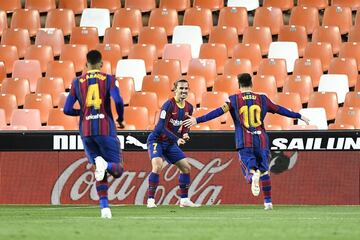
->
[147,140,186,164]
[82,135,122,164]
[238,147,269,175]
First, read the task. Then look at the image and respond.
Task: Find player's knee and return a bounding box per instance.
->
[180,164,191,174]
[151,158,163,173]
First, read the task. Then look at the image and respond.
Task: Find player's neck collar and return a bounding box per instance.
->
[174,97,185,108]
[87,69,101,73]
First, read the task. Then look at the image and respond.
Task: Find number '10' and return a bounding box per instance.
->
[239,105,262,128]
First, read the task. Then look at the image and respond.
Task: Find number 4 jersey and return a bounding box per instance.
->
[64,70,124,137]
[196,91,301,149]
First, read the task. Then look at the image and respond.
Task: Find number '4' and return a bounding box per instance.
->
[86,84,102,109]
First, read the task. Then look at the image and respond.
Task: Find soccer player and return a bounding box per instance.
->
[146,79,200,208]
[183,73,310,210]
[63,50,125,218]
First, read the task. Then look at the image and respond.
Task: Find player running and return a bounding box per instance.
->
[64,50,125,218]
[146,79,200,208]
[183,73,310,210]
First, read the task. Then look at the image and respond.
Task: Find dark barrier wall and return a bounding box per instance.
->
[0,131,359,205]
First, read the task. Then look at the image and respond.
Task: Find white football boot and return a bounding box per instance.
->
[179,198,201,208]
[101,207,112,219]
[264,202,273,210]
[251,170,260,196]
[94,156,108,181]
[147,198,157,208]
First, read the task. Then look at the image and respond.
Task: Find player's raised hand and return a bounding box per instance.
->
[183,133,190,141]
[300,115,310,125]
[183,116,197,128]
[177,138,186,146]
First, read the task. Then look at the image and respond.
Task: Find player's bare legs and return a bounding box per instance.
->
[147,157,163,208]
[175,158,200,207]
[260,171,273,210]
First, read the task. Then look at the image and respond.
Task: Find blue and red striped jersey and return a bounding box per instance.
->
[148,97,194,143]
[64,70,124,137]
[197,91,301,149]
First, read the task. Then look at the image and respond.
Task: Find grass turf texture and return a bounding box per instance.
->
[0,205,359,240]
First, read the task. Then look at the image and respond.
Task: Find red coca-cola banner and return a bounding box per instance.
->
[0,151,358,205]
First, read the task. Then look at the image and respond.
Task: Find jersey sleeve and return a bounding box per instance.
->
[110,77,124,122]
[265,95,301,119]
[63,80,80,116]
[153,101,179,142]
[196,101,230,124]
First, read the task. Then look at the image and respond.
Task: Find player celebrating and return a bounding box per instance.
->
[64,50,125,218]
[183,73,310,210]
[147,79,200,208]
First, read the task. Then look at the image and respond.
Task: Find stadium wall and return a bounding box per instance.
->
[0,131,359,205]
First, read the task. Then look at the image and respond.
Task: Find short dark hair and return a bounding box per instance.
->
[172,79,189,91]
[238,73,252,88]
[86,50,102,65]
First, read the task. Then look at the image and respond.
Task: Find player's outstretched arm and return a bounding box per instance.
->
[183,106,226,128]
[299,115,310,125]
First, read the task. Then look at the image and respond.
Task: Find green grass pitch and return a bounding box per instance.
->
[1,205,359,240]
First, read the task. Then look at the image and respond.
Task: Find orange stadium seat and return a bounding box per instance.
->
[193,0,223,11]
[0,125,28,130]
[186,91,196,107]
[138,27,168,58]
[149,8,178,36]
[200,92,229,109]
[70,27,99,51]
[304,42,333,72]
[344,92,360,108]
[0,61,5,82]
[293,58,322,88]
[312,26,342,55]
[11,9,40,37]
[274,92,302,112]
[45,9,75,36]
[232,43,262,73]
[0,0,21,13]
[124,106,150,130]
[95,43,122,75]
[348,26,360,42]
[297,0,328,9]
[46,60,76,90]
[12,60,42,93]
[39,125,65,130]
[188,59,217,88]
[0,108,6,127]
[218,7,248,35]
[242,26,272,56]
[308,92,339,120]
[58,0,87,15]
[223,58,252,76]
[24,45,54,73]
[48,108,78,130]
[125,0,156,12]
[322,6,352,35]
[103,27,133,57]
[129,92,158,124]
[25,0,56,13]
[332,0,360,10]
[163,44,192,74]
[213,75,239,95]
[328,123,355,130]
[263,0,294,11]
[24,93,53,124]
[283,75,313,104]
[287,125,319,130]
[253,6,283,35]
[183,75,207,105]
[112,8,142,37]
[258,58,287,88]
[278,25,307,57]
[356,11,360,27]
[339,42,360,71]
[289,6,319,35]
[116,77,135,105]
[159,0,190,11]
[252,75,277,100]
[90,0,121,13]
[60,44,88,73]
[153,59,182,86]
[11,109,42,130]
[1,28,31,58]
[264,124,282,131]
[328,58,358,88]
[264,113,294,130]
[35,29,64,57]
[335,107,360,129]
[209,26,239,58]
[0,45,19,74]
[183,7,213,36]
[142,75,171,107]
[192,125,211,131]
[36,77,65,107]
[0,10,7,37]
[0,93,17,124]
[199,43,228,74]
[128,44,157,72]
